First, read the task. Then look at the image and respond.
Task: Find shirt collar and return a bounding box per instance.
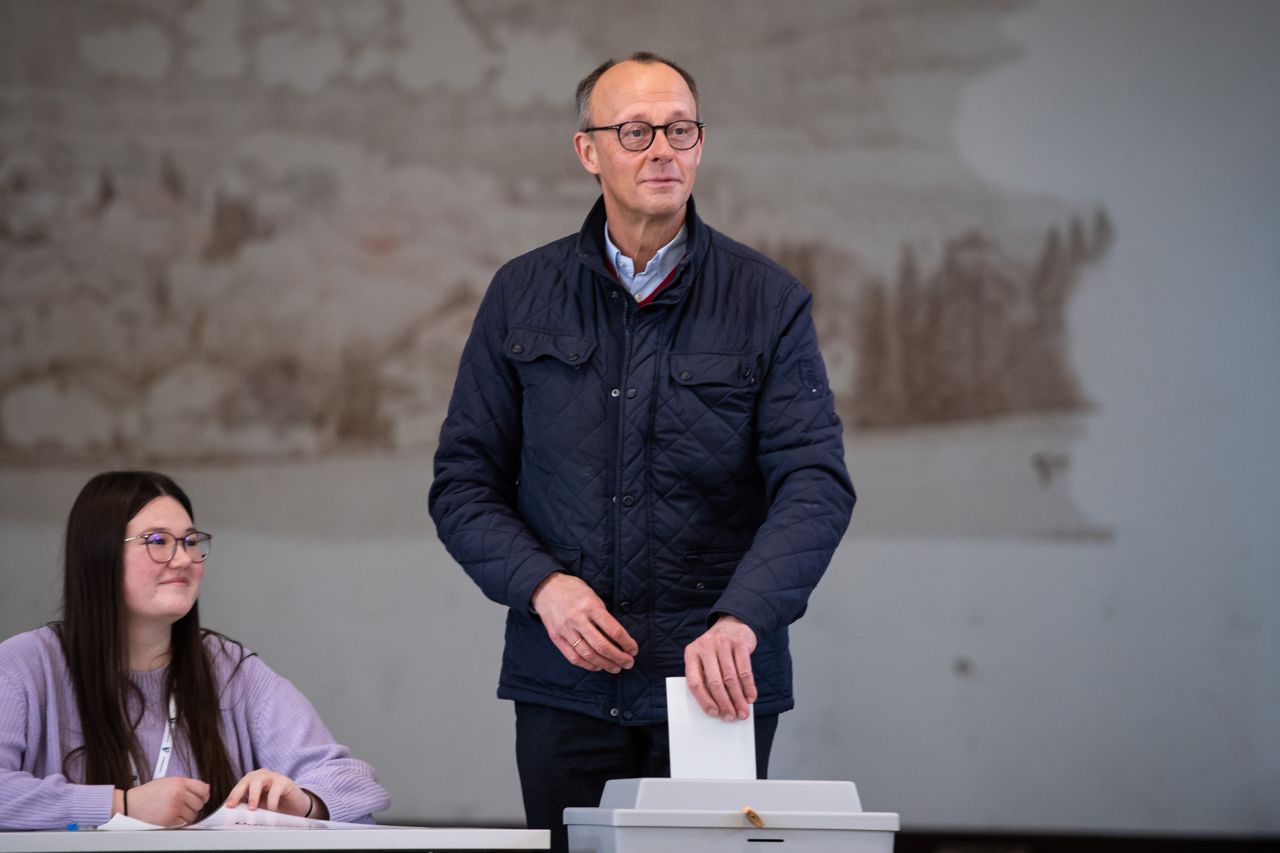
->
[604,222,689,296]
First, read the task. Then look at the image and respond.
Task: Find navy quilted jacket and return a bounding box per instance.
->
[429,197,855,725]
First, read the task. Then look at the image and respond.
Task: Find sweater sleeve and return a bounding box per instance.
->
[0,643,115,830]
[711,281,856,638]
[237,656,389,824]
[428,269,573,612]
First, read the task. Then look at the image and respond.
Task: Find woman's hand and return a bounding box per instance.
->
[225,768,325,819]
[123,777,211,826]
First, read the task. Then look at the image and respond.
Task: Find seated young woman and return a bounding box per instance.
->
[0,470,391,829]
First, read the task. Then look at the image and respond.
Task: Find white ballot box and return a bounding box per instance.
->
[564,778,898,853]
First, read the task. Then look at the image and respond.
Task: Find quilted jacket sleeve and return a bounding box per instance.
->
[711,282,856,639]
[428,272,566,612]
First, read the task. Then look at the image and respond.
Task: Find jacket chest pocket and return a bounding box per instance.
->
[503,327,599,392]
[667,350,761,415]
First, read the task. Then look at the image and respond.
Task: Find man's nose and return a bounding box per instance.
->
[648,128,676,158]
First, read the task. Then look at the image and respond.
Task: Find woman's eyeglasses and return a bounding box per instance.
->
[123,531,213,563]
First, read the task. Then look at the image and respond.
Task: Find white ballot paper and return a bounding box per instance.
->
[99,803,384,831]
[666,676,756,779]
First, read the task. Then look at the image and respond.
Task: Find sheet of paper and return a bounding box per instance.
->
[666,676,756,779]
[194,804,333,829]
[98,813,165,830]
[99,804,383,831]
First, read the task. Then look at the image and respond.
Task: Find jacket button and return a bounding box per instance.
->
[610,388,620,397]
[696,582,706,590]
[510,343,524,354]
[679,370,692,381]
[626,388,637,398]
[621,495,635,507]
[567,352,579,362]
[609,707,619,717]
[619,600,631,612]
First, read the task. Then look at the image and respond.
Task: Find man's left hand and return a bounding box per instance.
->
[684,615,757,721]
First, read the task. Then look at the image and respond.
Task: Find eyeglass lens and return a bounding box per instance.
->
[142,532,212,562]
[618,121,701,151]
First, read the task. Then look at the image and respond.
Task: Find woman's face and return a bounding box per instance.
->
[121,496,204,631]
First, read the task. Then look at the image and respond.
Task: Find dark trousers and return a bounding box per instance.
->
[514,701,779,853]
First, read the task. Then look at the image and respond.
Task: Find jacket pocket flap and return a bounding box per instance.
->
[685,547,749,569]
[670,351,761,387]
[544,541,582,572]
[504,327,596,366]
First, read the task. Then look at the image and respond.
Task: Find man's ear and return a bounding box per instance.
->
[573,132,601,176]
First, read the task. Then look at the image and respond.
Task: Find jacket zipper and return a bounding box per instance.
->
[612,291,633,718]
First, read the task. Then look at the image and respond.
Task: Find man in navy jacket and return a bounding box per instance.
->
[429,51,854,851]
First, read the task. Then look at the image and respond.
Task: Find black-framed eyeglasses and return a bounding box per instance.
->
[582,120,705,152]
[123,531,213,563]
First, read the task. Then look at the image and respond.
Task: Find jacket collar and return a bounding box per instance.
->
[575,195,710,306]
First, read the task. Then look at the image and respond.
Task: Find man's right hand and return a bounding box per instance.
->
[123,777,211,826]
[531,573,638,674]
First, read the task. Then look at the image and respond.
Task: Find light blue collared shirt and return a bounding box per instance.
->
[604,222,688,303]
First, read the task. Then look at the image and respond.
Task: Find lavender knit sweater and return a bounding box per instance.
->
[0,626,390,829]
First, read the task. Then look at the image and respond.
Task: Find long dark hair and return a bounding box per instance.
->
[58,470,242,816]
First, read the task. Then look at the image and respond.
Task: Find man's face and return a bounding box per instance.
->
[574,61,703,228]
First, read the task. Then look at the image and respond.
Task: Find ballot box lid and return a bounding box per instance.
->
[564,778,900,831]
[600,778,860,811]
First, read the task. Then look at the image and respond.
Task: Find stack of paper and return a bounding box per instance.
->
[99,803,384,831]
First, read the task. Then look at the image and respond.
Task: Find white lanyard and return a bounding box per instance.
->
[130,695,177,784]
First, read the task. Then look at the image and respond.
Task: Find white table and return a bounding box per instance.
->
[0,826,549,851]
